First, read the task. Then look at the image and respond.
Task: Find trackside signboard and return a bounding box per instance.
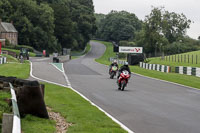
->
[119,47,143,53]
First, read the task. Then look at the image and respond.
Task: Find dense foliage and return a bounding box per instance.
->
[0,0,96,52]
[95,11,142,43]
[135,7,200,56]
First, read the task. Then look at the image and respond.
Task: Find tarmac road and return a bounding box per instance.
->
[64,41,200,133]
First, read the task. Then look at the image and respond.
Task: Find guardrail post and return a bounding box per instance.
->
[2,113,13,133]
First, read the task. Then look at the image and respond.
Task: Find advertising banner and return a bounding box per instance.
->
[119,47,143,53]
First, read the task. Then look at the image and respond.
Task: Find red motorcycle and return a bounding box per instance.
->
[117,70,130,91]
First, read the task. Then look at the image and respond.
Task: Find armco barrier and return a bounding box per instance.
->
[175,66,200,77]
[2,83,21,133]
[10,83,21,133]
[139,62,170,73]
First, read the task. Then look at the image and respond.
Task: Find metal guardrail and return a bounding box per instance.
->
[9,83,21,133]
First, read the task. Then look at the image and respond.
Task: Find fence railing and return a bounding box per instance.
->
[162,54,200,64]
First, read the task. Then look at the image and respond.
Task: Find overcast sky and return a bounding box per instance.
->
[93,0,200,39]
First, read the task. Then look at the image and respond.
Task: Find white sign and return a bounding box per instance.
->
[119,47,143,53]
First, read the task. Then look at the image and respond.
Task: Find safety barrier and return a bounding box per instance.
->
[175,66,200,77]
[139,62,171,73]
[10,83,21,133]
[0,57,7,64]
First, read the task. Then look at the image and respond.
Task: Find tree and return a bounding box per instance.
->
[51,4,75,49]
[143,7,191,56]
[69,0,96,50]
[95,11,142,43]
[8,0,60,52]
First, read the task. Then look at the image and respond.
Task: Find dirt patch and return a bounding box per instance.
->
[47,107,72,133]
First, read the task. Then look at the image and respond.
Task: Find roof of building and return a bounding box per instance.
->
[0,22,18,33]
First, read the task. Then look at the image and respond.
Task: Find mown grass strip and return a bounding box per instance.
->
[93,40,200,89]
[21,115,56,133]
[0,62,30,79]
[44,83,127,133]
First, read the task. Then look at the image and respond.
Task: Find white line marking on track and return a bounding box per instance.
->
[30,61,134,133]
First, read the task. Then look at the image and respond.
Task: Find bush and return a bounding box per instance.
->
[164,41,199,55]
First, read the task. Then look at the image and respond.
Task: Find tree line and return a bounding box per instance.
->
[94,7,200,57]
[0,0,96,53]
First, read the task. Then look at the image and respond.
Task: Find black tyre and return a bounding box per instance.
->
[121,80,126,91]
[110,72,115,79]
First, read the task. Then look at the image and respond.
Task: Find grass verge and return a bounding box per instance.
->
[43,83,127,133]
[93,40,200,89]
[0,62,30,79]
[21,115,56,133]
[71,43,91,59]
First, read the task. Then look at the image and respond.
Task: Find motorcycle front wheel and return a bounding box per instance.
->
[121,80,126,91]
[110,72,115,79]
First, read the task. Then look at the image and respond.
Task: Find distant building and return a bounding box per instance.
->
[0,19,18,46]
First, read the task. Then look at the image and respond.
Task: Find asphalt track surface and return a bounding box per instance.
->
[64,41,200,133]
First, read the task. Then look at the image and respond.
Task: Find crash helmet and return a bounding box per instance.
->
[124,62,128,66]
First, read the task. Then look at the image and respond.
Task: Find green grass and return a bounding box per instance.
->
[43,83,127,133]
[131,66,200,89]
[21,115,56,133]
[0,55,30,79]
[95,41,116,65]
[2,48,36,57]
[0,62,30,79]
[94,40,200,89]
[71,43,91,59]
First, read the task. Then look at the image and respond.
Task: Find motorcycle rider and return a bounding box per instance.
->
[117,62,131,79]
[109,60,118,74]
